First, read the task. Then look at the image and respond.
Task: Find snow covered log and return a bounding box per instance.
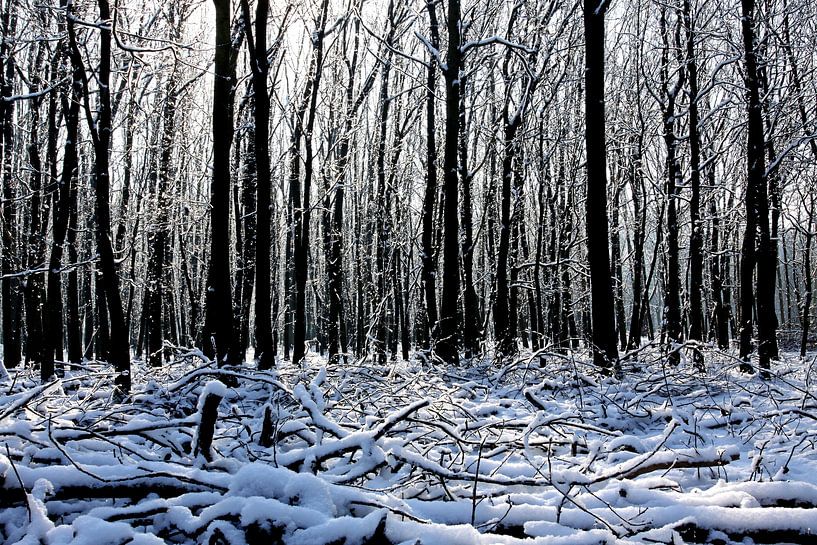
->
[193,381,228,462]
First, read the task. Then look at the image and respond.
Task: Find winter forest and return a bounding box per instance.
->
[2,0,817,542]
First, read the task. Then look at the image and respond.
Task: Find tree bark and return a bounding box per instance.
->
[800,195,814,358]
[420,0,440,351]
[659,6,685,367]
[684,0,704,366]
[459,73,480,358]
[583,0,618,370]
[739,0,776,375]
[22,36,49,370]
[436,0,463,365]
[291,0,329,365]
[0,7,21,370]
[147,19,182,367]
[86,0,130,390]
[241,0,274,369]
[43,0,82,381]
[203,0,240,366]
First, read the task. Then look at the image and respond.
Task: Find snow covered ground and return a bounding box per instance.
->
[2,346,817,544]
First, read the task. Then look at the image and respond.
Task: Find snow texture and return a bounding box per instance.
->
[2,347,817,544]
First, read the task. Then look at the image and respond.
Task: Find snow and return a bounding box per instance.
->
[200,379,230,400]
[3,347,817,544]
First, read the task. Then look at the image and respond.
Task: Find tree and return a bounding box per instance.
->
[583,0,618,370]
[203,0,241,366]
[738,0,777,376]
[86,0,131,391]
[43,0,82,381]
[494,4,537,359]
[146,6,186,367]
[419,0,441,351]
[684,0,705,366]
[0,3,21,370]
[291,0,329,366]
[240,0,281,370]
[657,3,686,367]
[436,0,464,365]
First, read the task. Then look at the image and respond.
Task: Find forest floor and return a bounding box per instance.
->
[2,345,817,545]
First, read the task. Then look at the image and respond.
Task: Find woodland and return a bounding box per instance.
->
[2,0,817,544]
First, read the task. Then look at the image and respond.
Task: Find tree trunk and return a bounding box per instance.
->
[708,164,729,349]
[495,118,518,358]
[43,1,81,380]
[658,6,685,367]
[583,0,618,370]
[203,0,239,366]
[459,74,480,359]
[292,0,329,365]
[739,0,776,375]
[611,182,627,350]
[327,2,364,364]
[684,0,704,366]
[374,13,396,364]
[23,38,48,370]
[420,0,440,350]
[241,0,274,369]
[65,165,82,366]
[147,30,182,367]
[0,9,21,370]
[800,196,814,358]
[85,0,130,390]
[436,0,463,365]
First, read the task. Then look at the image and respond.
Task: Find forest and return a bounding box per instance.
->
[2,0,817,543]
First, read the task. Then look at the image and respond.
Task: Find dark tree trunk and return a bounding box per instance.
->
[178,214,200,347]
[147,37,182,367]
[43,1,81,380]
[659,6,685,367]
[327,2,365,364]
[684,0,704,366]
[662,142,683,366]
[436,0,463,365]
[115,100,134,256]
[494,7,538,359]
[533,143,547,356]
[611,182,627,350]
[354,192,365,356]
[284,188,294,361]
[94,272,110,362]
[800,197,814,358]
[23,37,48,370]
[292,0,329,365]
[0,9,21,370]
[519,218,537,351]
[236,108,256,360]
[373,12,396,364]
[708,165,729,349]
[459,74,480,359]
[241,0,274,369]
[65,168,82,366]
[583,0,618,370]
[420,0,440,350]
[757,41,781,363]
[494,112,517,358]
[546,181,561,348]
[399,246,411,361]
[739,0,776,375]
[626,145,646,349]
[203,0,240,366]
[85,0,130,390]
